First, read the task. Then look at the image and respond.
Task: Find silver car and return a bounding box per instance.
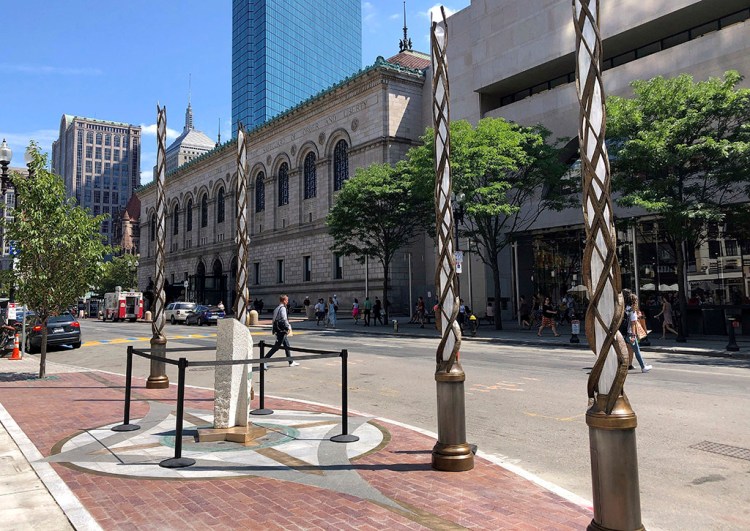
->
[164,302,197,324]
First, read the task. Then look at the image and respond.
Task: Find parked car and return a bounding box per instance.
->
[185,305,226,326]
[164,302,197,324]
[24,314,81,353]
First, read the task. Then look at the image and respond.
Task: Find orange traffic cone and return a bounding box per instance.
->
[9,333,22,360]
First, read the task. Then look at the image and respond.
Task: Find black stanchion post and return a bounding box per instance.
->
[251,340,273,415]
[112,346,140,432]
[160,357,196,468]
[331,349,359,443]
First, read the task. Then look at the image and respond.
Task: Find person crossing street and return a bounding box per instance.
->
[262,294,300,369]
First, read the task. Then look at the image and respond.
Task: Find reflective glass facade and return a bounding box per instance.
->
[232,0,361,132]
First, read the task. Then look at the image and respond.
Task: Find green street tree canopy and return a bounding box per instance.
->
[405,118,569,329]
[2,144,110,378]
[326,162,432,319]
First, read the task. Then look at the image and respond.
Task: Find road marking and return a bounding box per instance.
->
[524,412,585,422]
[469,381,525,393]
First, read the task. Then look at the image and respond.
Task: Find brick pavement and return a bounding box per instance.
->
[0,366,592,530]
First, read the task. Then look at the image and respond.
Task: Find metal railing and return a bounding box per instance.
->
[112,342,358,469]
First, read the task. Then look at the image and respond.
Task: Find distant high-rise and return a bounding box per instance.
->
[232,0,361,132]
[52,115,141,245]
[165,100,215,174]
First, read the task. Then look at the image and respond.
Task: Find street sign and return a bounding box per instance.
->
[183,280,189,289]
[455,250,464,274]
[7,303,16,320]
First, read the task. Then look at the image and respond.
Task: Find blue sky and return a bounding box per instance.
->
[0,1,468,182]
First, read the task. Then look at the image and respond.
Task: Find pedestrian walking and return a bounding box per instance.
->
[327,296,337,328]
[363,296,372,326]
[537,297,560,337]
[519,296,530,329]
[262,295,300,369]
[416,296,426,328]
[352,298,360,325]
[654,295,678,339]
[217,300,225,312]
[626,293,652,373]
[373,297,383,326]
[458,299,467,331]
[314,298,326,326]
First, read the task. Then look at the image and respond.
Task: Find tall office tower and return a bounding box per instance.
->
[232,0,361,132]
[52,115,141,245]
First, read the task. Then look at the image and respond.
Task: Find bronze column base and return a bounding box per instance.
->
[146,336,169,389]
[432,361,474,472]
[587,393,644,531]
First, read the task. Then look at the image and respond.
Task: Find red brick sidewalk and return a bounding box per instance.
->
[0,370,592,530]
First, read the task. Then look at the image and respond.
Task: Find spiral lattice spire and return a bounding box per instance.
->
[235,125,250,326]
[431,8,461,368]
[152,105,167,341]
[573,0,629,412]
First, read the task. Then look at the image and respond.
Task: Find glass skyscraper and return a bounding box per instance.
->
[232,0,362,132]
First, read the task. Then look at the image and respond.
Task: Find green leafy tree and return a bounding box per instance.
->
[406,118,569,329]
[96,252,139,296]
[2,144,109,378]
[608,71,750,331]
[327,162,433,320]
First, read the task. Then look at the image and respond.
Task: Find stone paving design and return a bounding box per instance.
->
[0,366,593,529]
[48,402,385,481]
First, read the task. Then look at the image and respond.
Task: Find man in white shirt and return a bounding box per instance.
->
[262,294,300,369]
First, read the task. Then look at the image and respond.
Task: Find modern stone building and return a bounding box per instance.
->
[232,0,362,132]
[430,0,750,322]
[52,115,141,246]
[138,52,431,311]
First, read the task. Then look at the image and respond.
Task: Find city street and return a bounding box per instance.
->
[36,318,750,531]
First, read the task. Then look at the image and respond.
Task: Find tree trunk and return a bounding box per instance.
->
[382,260,390,323]
[39,323,48,379]
[676,239,689,337]
[491,262,503,330]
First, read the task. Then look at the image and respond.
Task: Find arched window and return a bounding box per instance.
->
[186,199,193,232]
[201,194,208,228]
[150,213,156,241]
[255,173,265,212]
[278,163,289,206]
[333,140,349,191]
[303,152,316,199]
[172,205,179,235]
[217,187,225,223]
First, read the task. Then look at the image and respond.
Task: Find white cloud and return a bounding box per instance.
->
[362,1,380,32]
[140,123,180,140]
[420,4,458,21]
[389,13,400,20]
[0,130,59,162]
[0,63,103,76]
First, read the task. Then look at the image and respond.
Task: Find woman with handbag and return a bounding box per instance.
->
[626,293,652,373]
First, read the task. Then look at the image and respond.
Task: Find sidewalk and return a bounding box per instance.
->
[0,355,593,530]
[286,313,750,359]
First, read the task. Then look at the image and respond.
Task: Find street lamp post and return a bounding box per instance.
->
[0,140,12,193]
[0,140,13,325]
[453,192,465,299]
[574,1,643,529]
[147,106,169,389]
[430,8,473,473]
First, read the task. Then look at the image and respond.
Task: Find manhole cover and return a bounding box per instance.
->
[690,441,750,461]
